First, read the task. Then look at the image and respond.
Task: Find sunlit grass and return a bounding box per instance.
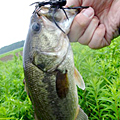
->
[0,37,120,119]
[0,55,34,120]
[72,36,120,120]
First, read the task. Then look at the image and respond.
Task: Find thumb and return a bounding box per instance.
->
[66,0,82,7]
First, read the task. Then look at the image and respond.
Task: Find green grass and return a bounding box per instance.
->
[0,47,23,59]
[0,37,120,120]
[0,55,34,120]
[72,36,120,120]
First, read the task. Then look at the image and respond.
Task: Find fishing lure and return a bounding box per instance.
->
[30,0,89,33]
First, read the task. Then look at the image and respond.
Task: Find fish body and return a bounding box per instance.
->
[23,6,88,120]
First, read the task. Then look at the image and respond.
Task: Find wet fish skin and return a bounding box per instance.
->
[23,7,88,120]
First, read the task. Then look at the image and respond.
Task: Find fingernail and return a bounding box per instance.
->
[82,7,94,18]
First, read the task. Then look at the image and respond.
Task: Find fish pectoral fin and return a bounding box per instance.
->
[56,70,69,99]
[76,105,88,120]
[74,67,85,90]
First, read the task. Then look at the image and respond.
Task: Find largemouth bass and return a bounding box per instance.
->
[23,5,88,120]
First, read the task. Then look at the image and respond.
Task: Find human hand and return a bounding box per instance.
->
[66,0,120,49]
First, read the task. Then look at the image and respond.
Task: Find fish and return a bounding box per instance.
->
[23,6,88,120]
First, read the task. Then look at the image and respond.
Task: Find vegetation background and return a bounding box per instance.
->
[0,37,120,120]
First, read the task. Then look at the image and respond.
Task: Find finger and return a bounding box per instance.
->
[68,7,94,42]
[78,16,99,45]
[88,24,110,49]
[66,0,81,7]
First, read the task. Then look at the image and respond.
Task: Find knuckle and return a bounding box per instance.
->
[74,15,89,28]
[88,45,97,49]
[78,38,89,45]
[95,28,103,37]
[88,41,101,49]
[92,17,99,24]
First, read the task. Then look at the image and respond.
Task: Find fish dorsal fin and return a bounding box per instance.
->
[74,67,85,90]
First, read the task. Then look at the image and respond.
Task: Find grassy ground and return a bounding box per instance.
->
[0,54,34,120]
[72,37,120,120]
[0,37,120,119]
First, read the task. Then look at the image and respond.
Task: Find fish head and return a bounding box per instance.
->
[28,7,77,72]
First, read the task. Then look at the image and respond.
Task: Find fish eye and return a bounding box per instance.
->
[32,22,41,31]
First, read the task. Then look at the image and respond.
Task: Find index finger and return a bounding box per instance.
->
[66,0,82,7]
